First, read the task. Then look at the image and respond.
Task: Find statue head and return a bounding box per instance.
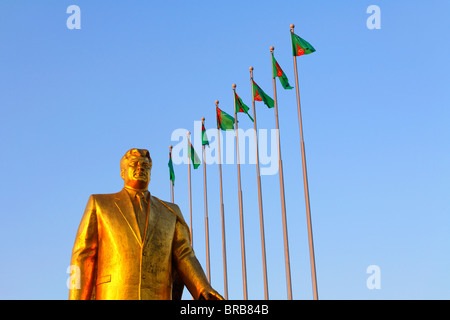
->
[120,148,152,190]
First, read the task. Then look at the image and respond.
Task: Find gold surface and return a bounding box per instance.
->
[69,148,223,300]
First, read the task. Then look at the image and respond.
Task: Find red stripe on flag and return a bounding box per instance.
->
[252,80,262,101]
[275,61,283,77]
[235,92,244,112]
[296,44,305,56]
[254,90,262,101]
[216,106,222,127]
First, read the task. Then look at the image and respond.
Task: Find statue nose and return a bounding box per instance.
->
[135,165,146,174]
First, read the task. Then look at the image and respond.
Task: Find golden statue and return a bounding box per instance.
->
[69,148,224,300]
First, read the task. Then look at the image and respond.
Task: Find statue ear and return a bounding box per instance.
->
[120,169,125,180]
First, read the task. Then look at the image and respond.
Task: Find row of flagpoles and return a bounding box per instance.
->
[167,24,318,300]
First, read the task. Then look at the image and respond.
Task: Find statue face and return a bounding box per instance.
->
[121,156,151,189]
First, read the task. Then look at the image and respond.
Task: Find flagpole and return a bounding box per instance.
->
[215,101,228,300]
[169,145,174,203]
[249,67,269,300]
[270,46,293,300]
[201,117,211,283]
[230,91,248,300]
[290,24,318,300]
[187,131,193,247]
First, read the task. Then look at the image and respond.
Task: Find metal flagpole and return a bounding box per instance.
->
[290,24,318,300]
[187,131,193,247]
[201,117,211,283]
[270,46,293,300]
[170,145,174,203]
[249,67,269,300]
[187,132,195,301]
[215,101,228,300]
[229,91,248,300]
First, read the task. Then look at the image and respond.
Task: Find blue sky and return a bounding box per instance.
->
[0,1,448,300]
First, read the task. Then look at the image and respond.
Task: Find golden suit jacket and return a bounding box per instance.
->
[69,189,210,300]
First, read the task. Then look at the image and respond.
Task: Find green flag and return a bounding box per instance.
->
[216,106,235,130]
[234,91,254,122]
[252,80,274,108]
[272,54,293,89]
[202,123,209,146]
[168,152,175,185]
[291,32,316,56]
[188,142,200,169]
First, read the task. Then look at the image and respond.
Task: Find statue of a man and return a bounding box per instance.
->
[69,148,223,300]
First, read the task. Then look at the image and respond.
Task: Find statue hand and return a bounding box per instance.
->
[198,287,225,300]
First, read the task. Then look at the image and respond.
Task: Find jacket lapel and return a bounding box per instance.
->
[114,189,142,245]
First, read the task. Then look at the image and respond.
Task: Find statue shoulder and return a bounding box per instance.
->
[151,196,187,225]
[87,191,124,206]
[152,195,181,214]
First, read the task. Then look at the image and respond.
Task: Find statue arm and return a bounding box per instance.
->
[171,205,223,300]
[69,195,99,300]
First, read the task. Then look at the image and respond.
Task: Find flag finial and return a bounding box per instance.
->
[232,83,236,90]
[169,145,172,151]
[201,117,205,122]
[270,46,274,53]
[215,100,219,106]
[290,24,295,32]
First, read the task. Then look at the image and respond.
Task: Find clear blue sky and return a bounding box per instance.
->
[0,0,448,300]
